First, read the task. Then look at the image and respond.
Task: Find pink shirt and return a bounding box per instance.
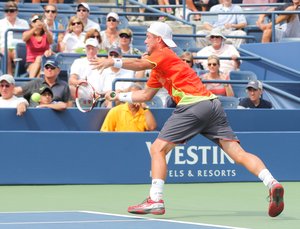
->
[26,34,50,63]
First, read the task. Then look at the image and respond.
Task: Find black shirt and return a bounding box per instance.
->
[239,98,273,109]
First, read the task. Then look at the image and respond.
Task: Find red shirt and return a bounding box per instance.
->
[26,34,50,63]
[146,47,216,105]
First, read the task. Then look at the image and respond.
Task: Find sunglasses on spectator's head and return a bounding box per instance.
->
[119,34,131,39]
[45,65,56,70]
[4,9,17,13]
[45,10,56,14]
[72,22,81,26]
[77,9,87,12]
[208,63,218,66]
[109,52,119,58]
[107,18,117,22]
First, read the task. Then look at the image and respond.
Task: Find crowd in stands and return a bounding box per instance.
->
[1,0,294,124]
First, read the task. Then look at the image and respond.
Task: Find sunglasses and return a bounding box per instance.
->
[72,22,82,26]
[45,10,56,14]
[77,9,87,12]
[90,35,100,39]
[119,34,131,39]
[0,84,11,88]
[109,53,119,58]
[4,9,17,13]
[210,36,222,39]
[45,65,56,70]
[107,18,117,22]
[208,63,218,66]
[182,59,191,63]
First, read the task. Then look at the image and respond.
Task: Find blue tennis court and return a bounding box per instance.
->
[0,211,248,229]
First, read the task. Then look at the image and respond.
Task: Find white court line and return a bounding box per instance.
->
[81,210,250,229]
[0,210,250,229]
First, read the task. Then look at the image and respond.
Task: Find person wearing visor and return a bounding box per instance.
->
[90,22,284,218]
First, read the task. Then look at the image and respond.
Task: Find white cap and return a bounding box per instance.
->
[206,28,227,40]
[147,22,177,48]
[77,3,90,12]
[0,74,15,84]
[106,12,119,21]
[85,38,99,48]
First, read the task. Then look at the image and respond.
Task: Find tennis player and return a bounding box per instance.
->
[90,22,284,217]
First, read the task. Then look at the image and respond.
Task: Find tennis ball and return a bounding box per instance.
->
[31,93,41,103]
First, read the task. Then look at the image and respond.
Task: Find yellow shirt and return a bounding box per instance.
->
[100,103,149,132]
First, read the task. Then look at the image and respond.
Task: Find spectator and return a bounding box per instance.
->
[256,0,300,43]
[201,55,234,96]
[76,2,100,33]
[69,38,102,98]
[60,16,85,53]
[22,14,53,78]
[0,74,28,116]
[43,4,64,52]
[32,1,64,3]
[0,2,29,75]
[100,12,120,51]
[196,29,240,75]
[238,80,273,109]
[14,59,72,107]
[118,28,145,79]
[180,51,194,68]
[35,85,67,110]
[130,0,146,22]
[197,0,247,48]
[84,28,106,53]
[100,83,157,132]
[157,0,174,22]
[185,0,219,21]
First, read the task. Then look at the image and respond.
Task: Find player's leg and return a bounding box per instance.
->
[127,138,175,215]
[219,140,284,217]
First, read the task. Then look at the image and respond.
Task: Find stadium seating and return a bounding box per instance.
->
[14,42,29,78]
[230,70,257,98]
[218,96,240,108]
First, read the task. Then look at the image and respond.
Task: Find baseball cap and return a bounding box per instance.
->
[119,28,133,37]
[206,28,227,40]
[246,80,263,90]
[0,74,15,84]
[31,14,42,23]
[38,86,53,97]
[77,3,90,12]
[108,46,122,56]
[147,22,177,48]
[106,12,119,21]
[44,59,60,69]
[85,38,99,48]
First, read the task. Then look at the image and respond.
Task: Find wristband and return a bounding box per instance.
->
[113,58,123,68]
[118,92,133,103]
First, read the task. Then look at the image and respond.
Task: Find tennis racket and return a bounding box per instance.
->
[75,81,115,113]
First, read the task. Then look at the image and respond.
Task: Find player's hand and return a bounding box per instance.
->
[90,58,113,71]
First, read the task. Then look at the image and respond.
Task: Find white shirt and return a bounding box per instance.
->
[210,4,247,29]
[70,57,103,93]
[0,17,29,49]
[0,96,28,107]
[197,43,240,74]
[100,67,135,92]
[84,19,100,32]
[62,32,86,53]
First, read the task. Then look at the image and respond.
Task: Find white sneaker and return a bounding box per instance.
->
[137,16,144,22]
[130,16,137,22]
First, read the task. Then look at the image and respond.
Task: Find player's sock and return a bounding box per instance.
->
[150,179,164,202]
[258,169,278,189]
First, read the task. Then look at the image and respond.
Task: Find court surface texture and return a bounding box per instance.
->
[0,182,299,229]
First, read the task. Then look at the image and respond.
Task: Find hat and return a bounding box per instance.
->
[0,74,15,84]
[38,86,53,97]
[85,38,99,48]
[246,80,263,90]
[31,14,42,23]
[106,12,119,21]
[77,3,90,12]
[147,22,177,48]
[4,2,18,11]
[44,59,60,69]
[206,28,227,40]
[108,46,122,56]
[119,28,133,37]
